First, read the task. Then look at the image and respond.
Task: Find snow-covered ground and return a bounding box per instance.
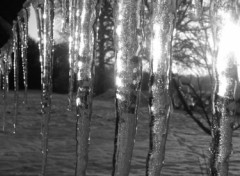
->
[0,90,239,176]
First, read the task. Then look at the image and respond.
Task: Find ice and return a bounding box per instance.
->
[21,8,29,105]
[112,0,143,175]
[74,0,96,175]
[146,1,175,175]
[209,1,237,175]
[67,0,76,111]
[34,0,54,175]
[13,20,19,134]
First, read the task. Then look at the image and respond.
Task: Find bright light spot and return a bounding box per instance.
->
[28,5,38,41]
[43,34,47,44]
[217,12,240,74]
[76,97,81,106]
[28,5,67,44]
[116,92,124,101]
[216,10,240,95]
[43,13,47,19]
[116,76,123,87]
[81,4,86,25]
[116,25,122,36]
[118,3,123,20]
[69,36,73,43]
[152,23,162,73]
[79,34,85,56]
[150,106,155,113]
[116,51,124,72]
[76,61,83,81]
[218,76,228,97]
[78,61,83,68]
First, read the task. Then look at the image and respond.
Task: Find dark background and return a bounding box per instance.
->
[0,0,26,47]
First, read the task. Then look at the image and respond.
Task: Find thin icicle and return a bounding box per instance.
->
[2,65,8,132]
[61,0,67,32]
[146,1,176,175]
[13,20,19,134]
[112,0,143,175]
[21,8,29,105]
[34,0,54,175]
[35,4,44,137]
[74,0,96,175]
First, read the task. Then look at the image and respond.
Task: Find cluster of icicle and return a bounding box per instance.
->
[0,8,28,133]
[0,0,238,176]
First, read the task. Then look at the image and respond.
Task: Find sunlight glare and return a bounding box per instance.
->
[152,23,162,73]
[116,76,124,88]
[217,12,240,72]
[28,5,38,41]
[216,11,240,96]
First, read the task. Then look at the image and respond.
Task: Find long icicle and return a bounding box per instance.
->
[34,0,54,175]
[1,43,12,132]
[74,0,96,175]
[35,3,44,141]
[146,1,176,175]
[112,0,143,175]
[13,20,19,134]
[2,59,8,132]
[22,8,29,105]
[41,0,54,175]
[209,1,238,175]
[67,0,76,111]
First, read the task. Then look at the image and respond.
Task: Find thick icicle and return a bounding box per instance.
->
[67,0,76,111]
[34,0,54,175]
[112,0,143,175]
[146,1,176,175]
[13,20,19,134]
[74,0,96,175]
[209,1,239,175]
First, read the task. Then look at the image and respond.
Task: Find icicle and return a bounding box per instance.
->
[61,0,68,32]
[2,62,8,132]
[13,20,19,134]
[146,1,176,175]
[1,41,12,132]
[192,0,203,18]
[0,52,7,132]
[35,4,44,136]
[74,0,96,175]
[22,8,29,105]
[34,0,54,175]
[67,0,76,111]
[209,1,239,175]
[112,0,143,175]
